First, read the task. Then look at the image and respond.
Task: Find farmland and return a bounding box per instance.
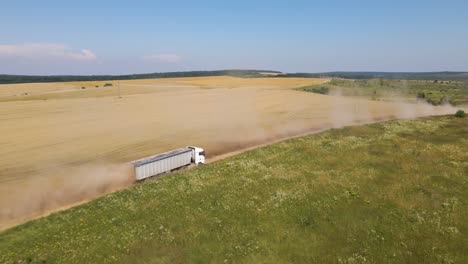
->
[300,78,468,105]
[0,76,459,230]
[1,115,466,263]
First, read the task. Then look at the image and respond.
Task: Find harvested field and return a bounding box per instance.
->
[0,76,457,230]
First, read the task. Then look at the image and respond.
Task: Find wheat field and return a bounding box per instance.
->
[0,76,456,230]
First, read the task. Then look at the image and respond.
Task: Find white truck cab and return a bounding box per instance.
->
[188,146,205,164]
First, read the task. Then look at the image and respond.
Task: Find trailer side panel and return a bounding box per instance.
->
[134,150,192,181]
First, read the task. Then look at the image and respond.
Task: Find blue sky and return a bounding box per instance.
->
[1,0,467,75]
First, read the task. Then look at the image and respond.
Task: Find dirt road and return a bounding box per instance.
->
[0,76,456,230]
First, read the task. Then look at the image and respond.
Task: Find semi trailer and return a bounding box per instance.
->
[131,146,205,181]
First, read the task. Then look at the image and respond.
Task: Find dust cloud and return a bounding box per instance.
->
[0,77,461,230]
[329,94,458,128]
[0,164,134,230]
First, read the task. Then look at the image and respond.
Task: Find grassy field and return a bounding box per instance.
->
[1,115,466,263]
[3,76,459,230]
[281,72,468,82]
[300,78,468,106]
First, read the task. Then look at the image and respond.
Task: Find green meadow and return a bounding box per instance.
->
[1,116,467,263]
[300,78,468,106]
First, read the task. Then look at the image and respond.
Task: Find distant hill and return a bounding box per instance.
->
[2,70,468,84]
[280,71,468,82]
[0,70,281,84]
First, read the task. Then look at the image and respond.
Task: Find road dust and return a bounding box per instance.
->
[328,88,458,128]
[0,76,459,230]
[0,163,134,230]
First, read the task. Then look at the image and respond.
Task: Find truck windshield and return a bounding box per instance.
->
[199,151,205,156]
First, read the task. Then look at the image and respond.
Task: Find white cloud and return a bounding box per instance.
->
[0,43,97,61]
[143,54,181,63]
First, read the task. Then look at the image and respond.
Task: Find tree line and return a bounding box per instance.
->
[0,70,281,84]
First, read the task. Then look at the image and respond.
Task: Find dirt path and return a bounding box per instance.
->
[0,115,396,231]
[0,76,457,231]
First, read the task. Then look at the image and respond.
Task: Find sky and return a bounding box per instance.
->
[1,0,468,75]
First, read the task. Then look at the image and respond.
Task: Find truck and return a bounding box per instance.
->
[131,146,205,181]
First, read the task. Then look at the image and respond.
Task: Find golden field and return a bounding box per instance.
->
[0,76,456,229]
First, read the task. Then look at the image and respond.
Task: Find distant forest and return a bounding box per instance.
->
[0,70,281,84]
[279,72,468,82]
[1,70,468,84]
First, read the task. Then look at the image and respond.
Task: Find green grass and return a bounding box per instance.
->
[300,78,468,106]
[281,72,468,82]
[1,116,467,263]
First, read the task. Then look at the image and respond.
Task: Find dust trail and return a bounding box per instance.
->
[0,163,134,230]
[327,87,459,128]
[0,78,463,231]
[0,100,458,231]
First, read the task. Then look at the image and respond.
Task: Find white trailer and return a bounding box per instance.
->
[132,146,205,181]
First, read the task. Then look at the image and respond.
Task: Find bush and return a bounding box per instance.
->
[104,83,113,87]
[311,86,330,95]
[426,98,438,106]
[455,110,465,118]
[439,96,450,105]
